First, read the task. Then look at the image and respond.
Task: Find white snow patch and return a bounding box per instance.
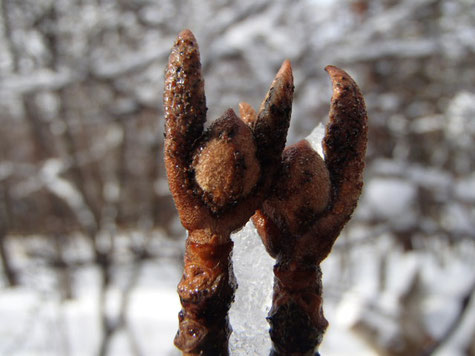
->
[360,177,417,230]
[306,122,326,157]
[229,222,274,355]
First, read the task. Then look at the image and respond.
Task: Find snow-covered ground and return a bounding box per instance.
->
[1,223,474,355]
[0,233,183,356]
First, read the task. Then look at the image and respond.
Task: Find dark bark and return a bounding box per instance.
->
[0,183,17,287]
[174,235,236,355]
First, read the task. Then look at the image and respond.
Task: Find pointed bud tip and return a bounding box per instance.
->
[325,65,346,78]
[325,65,358,85]
[177,29,196,42]
[257,59,294,116]
[239,102,257,126]
[325,65,360,97]
[225,107,237,117]
[276,59,293,84]
[239,102,250,114]
[239,102,254,114]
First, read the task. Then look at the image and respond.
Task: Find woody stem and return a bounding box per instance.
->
[174,231,236,356]
[268,256,328,356]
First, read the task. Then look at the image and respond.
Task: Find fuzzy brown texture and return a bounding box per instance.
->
[164,30,293,355]
[262,141,331,239]
[193,109,260,210]
[253,65,368,355]
[238,102,257,126]
[164,31,293,236]
[252,60,294,169]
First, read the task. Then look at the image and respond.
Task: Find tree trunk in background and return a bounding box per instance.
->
[0,185,17,287]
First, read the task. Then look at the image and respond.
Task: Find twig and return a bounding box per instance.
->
[164,29,293,355]
[420,278,475,356]
[253,65,368,355]
[0,182,17,286]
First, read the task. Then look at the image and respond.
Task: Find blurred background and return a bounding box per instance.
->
[1,0,474,355]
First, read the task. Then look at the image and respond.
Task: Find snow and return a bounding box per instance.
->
[91,47,169,80]
[364,178,417,219]
[1,221,475,355]
[454,174,475,203]
[0,69,77,95]
[306,123,326,156]
[0,243,182,356]
[39,159,97,230]
[358,177,418,231]
[324,234,475,356]
[442,203,474,235]
[229,222,274,355]
[446,92,475,149]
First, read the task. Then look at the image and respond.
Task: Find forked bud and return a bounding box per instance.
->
[253,65,368,355]
[164,30,294,355]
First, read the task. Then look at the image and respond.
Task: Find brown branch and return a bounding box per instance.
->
[420,278,475,356]
[0,183,17,287]
[164,29,292,355]
[253,65,368,355]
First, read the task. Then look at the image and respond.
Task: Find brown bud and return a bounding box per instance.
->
[164,30,295,356]
[238,102,257,126]
[193,109,260,210]
[252,65,368,355]
[261,140,330,238]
